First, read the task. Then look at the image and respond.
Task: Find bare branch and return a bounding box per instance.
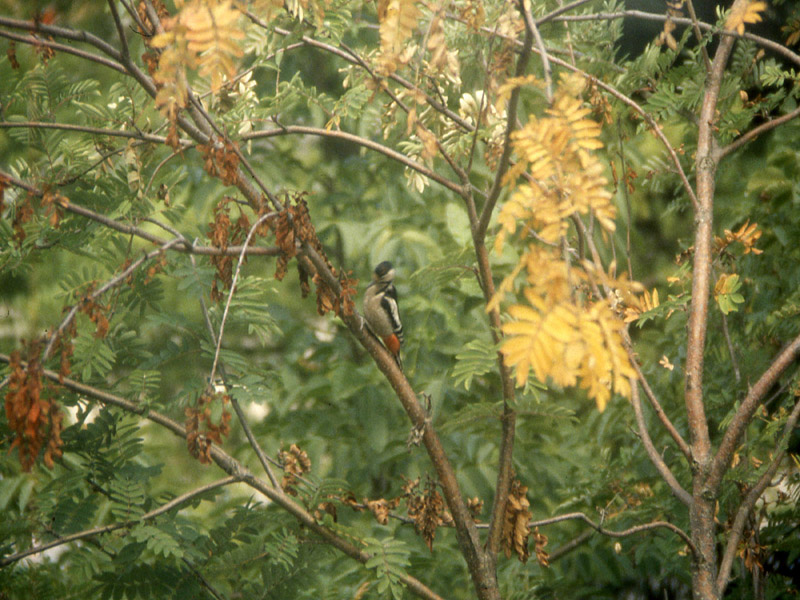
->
[0,27,127,74]
[716,396,800,595]
[0,170,279,257]
[535,0,595,26]
[0,476,239,567]
[475,2,534,242]
[244,126,465,196]
[209,212,273,384]
[521,0,553,104]
[527,511,697,557]
[631,380,693,506]
[0,354,445,600]
[708,332,800,492]
[549,10,800,68]
[107,0,130,61]
[627,344,692,462]
[684,0,712,74]
[719,105,800,159]
[0,121,190,146]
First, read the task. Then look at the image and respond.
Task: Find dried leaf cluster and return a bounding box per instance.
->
[185,389,232,464]
[278,443,312,494]
[207,196,257,301]
[501,479,533,563]
[271,196,356,318]
[4,342,63,471]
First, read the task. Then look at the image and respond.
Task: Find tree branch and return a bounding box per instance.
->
[528,511,697,557]
[631,380,693,506]
[475,1,534,242]
[719,105,800,159]
[708,332,800,493]
[521,0,553,103]
[0,121,190,146]
[626,339,692,462]
[0,476,240,567]
[686,9,746,596]
[297,243,493,598]
[716,396,800,595]
[0,354,445,600]
[548,10,800,68]
[244,125,464,196]
[0,170,279,257]
[0,27,127,74]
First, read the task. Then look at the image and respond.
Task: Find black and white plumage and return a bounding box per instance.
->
[362,261,404,369]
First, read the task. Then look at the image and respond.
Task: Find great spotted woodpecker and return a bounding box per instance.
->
[362,261,404,370]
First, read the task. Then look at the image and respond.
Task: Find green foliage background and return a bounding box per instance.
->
[1,1,799,599]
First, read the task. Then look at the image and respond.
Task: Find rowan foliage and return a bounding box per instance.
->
[1,1,800,600]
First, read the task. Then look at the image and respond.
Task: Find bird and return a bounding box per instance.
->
[362,261,404,370]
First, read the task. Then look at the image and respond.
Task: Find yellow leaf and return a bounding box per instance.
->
[725,0,767,35]
[378,0,421,75]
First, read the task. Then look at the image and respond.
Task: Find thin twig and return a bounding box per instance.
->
[0,476,239,567]
[716,396,800,595]
[521,0,553,103]
[719,105,800,159]
[244,126,464,196]
[549,11,800,68]
[201,214,281,488]
[720,312,741,383]
[708,331,800,492]
[684,0,712,73]
[0,170,278,257]
[209,213,273,384]
[107,0,130,60]
[0,353,445,600]
[0,28,127,74]
[0,121,189,146]
[476,2,534,241]
[626,342,692,462]
[631,380,693,506]
[527,511,697,557]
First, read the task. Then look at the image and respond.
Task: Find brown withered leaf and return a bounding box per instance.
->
[533,526,549,567]
[501,479,532,562]
[279,443,312,494]
[4,341,64,471]
[366,497,401,525]
[185,390,231,465]
[467,497,484,521]
[198,141,240,186]
[314,501,338,523]
[405,477,445,552]
[7,40,19,69]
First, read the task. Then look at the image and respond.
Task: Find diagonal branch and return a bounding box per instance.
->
[631,380,693,506]
[521,0,553,103]
[716,395,800,595]
[0,170,279,257]
[708,332,800,493]
[0,27,127,74]
[527,511,697,557]
[626,338,692,461]
[0,353,445,600]
[297,243,492,597]
[0,476,239,567]
[244,126,464,196]
[719,105,800,159]
[475,1,534,242]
